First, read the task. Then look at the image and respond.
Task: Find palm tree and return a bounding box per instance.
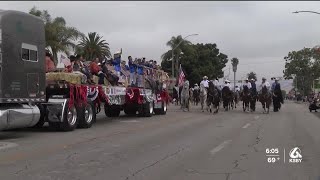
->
[231,57,239,71]
[76,32,111,61]
[161,35,191,76]
[29,7,83,64]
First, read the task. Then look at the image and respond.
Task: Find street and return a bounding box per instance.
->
[0,101,320,180]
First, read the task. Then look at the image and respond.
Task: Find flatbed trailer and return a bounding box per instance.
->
[0,10,169,132]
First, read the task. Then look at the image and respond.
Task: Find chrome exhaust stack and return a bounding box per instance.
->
[0,104,40,130]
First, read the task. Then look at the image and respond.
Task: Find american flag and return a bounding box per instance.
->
[177,64,185,87]
[60,54,71,66]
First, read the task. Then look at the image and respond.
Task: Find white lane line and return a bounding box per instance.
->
[210,140,232,156]
[0,142,18,150]
[120,120,141,123]
[242,123,251,129]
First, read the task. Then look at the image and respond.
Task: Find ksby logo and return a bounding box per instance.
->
[289,147,302,163]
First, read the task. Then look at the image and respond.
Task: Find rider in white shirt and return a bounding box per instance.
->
[200,76,209,88]
[259,77,271,92]
[242,79,252,90]
[235,85,241,92]
[194,83,199,91]
[223,80,232,89]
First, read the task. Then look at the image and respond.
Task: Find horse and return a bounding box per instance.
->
[249,89,258,112]
[189,88,194,104]
[233,91,240,109]
[241,86,250,112]
[272,84,283,112]
[221,86,233,111]
[207,81,220,113]
[193,88,200,106]
[180,81,190,112]
[259,86,272,113]
[199,83,207,112]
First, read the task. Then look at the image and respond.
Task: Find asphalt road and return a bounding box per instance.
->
[0,101,320,180]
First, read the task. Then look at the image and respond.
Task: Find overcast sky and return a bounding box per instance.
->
[1,1,320,82]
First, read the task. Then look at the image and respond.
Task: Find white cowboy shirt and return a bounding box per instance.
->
[260,81,271,91]
[235,87,240,92]
[223,83,231,89]
[194,86,199,91]
[200,80,209,88]
[243,82,252,89]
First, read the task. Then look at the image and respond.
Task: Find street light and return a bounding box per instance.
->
[171,33,199,78]
[292,11,320,15]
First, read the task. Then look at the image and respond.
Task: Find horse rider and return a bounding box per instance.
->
[223,80,232,89]
[271,78,284,112]
[194,83,199,91]
[242,78,252,91]
[200,76,210,91]
[271,77,280,93]
[235,85,241,92]
[250,78,258,96]
[259,77,271,93]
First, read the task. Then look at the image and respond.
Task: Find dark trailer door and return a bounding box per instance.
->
[0,10,46,103]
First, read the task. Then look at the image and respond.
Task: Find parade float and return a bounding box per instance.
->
[0,10,169,132]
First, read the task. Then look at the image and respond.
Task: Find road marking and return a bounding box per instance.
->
[120,120,141,123]
[242,123,251,129]
[0,142,18,150]
[210,140,232,156]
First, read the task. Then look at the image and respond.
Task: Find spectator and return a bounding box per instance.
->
[90,57,105,85]
[136,59,144,87]
[45,51,56,73]
[75,54,94,84]
[112,49,122,78]
[128,56,137,86]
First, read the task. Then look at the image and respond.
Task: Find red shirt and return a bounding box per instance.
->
[90,62,102,75]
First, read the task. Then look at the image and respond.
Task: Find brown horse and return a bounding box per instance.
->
[259,86,272,113]
[207,81,220,114]
[241,86,250,112]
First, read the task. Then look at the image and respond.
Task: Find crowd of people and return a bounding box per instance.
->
[45,49,166,87]
[185,75,284,112]
[195,76,281,95]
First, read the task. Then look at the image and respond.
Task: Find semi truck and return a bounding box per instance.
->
[0,10,169,132]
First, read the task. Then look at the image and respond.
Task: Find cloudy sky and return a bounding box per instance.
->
[1,1,320,82]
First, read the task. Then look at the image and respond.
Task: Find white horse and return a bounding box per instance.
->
[180,81,190,112]
[199,83,207,112]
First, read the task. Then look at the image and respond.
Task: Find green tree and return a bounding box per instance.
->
[283,47,320,95]
[247,71,257,80]
[161,35,192,77]
[161,43,228,86]
[76,32,111,61]
[29,7,83,64]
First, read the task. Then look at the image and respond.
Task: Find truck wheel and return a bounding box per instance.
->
[104,104,121,117]
[104,104,113,117]
[60,100,78,131]
[160,102,167,115]
[77,101,96,129]
[143,102,154,117]
[112,109,121,117]
[32,104,46,128]
[124,108,136,116]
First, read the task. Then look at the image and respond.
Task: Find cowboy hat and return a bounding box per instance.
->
[245,78,249,81]
[203,76,208,79]
[262,77,266,80]
[250,78,255,81]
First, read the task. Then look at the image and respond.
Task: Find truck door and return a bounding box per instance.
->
[27,73,39,97]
